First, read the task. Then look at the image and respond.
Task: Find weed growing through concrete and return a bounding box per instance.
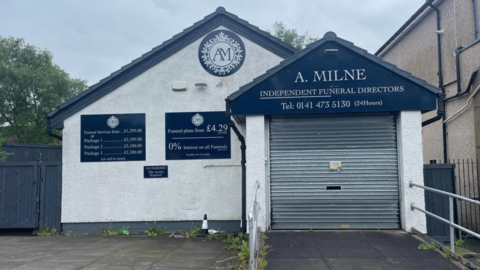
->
[183,225,202,238]
[35,227,59,236]
[445,249,451,260]
[64,230,73,236]
[144,227,165,237]
[100,224,117,236]
[418,242,435,250]
[209,232,269,270]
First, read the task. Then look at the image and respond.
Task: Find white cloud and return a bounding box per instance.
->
[0,0,424,85]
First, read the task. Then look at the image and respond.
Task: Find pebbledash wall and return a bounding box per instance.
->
[377,0,480,162]
[48,7,437,234]
[60,26,283,231]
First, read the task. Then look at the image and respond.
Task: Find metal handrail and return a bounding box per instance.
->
[248,182,260,270]
[409,181,480,252]
[410,182,480,205]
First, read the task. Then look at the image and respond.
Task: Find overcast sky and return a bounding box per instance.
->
[0,0,424,86]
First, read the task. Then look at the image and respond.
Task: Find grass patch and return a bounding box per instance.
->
[35,227,59,236]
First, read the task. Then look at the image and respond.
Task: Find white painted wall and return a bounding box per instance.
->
[397,111,427,233]
[61,26,283,223]
[245,115,267,231]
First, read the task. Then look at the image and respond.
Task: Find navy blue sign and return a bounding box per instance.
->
[229,40,437,115]
[144,166,168,178]
[198,30,245,77]
[165,112,230,160]
[81,114,145,162]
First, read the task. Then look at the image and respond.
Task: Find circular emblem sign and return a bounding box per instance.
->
[107,115,119,129]
[199,30,245,77]
[191,113,204,127]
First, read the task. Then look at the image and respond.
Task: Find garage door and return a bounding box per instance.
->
[269,114,399,229]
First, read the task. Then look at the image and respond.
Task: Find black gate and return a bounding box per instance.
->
[0,161,62,231]
[423,163,456,241]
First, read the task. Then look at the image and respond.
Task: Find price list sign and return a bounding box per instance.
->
[165,111,231,160]
[81,114,146,162]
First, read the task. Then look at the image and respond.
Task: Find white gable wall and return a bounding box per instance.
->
[61,26,283,223]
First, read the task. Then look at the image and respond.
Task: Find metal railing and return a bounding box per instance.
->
[410,181,480,252]
[248,181,260,270]
[431,159,480,233]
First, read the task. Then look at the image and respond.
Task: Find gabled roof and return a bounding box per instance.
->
[228,31,440,101]
[47,7,298,129]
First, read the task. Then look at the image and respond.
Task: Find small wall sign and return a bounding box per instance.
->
[198,30,245,77]
[144,166,168,178]
[81,114,146,162]
[165,111,231,160]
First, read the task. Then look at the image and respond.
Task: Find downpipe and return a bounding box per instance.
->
[422,2,447,162]
[422,94,445,127]
[474,0,479,40]
[225,99,247,233]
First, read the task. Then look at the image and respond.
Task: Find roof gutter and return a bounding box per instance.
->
[375,0,438,56]
[46,117,62,141]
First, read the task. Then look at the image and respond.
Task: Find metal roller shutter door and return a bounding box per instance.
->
[269,114,399,230]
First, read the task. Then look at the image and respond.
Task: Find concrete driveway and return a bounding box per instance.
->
[265,230,463,270]
[0,235,233,270]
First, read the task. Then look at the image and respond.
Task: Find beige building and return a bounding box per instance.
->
[376,0,480,163]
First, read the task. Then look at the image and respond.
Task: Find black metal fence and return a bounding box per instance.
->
[430,159,480,234]
[452,159,480,234]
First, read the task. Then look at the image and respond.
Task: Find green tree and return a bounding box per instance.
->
[0,36,87,144]
[269,21,318,49]
[0,133,12,162]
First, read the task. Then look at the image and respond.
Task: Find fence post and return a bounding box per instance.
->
[449,196,455,252]
[249,213,254,270]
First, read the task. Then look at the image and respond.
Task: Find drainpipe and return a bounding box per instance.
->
[225,99,247,233]
[444,68,479,102]
[422,2,447,162]
[455,46,464,94]
[422,95,445,126]
[46,117,62,141]
[474,0,479,40]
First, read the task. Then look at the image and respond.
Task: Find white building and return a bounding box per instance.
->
[47,7,438,234]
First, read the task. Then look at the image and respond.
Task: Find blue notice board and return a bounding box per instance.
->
[144,166,168,178]
[81,114,145,162]
[165,112,231,160]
